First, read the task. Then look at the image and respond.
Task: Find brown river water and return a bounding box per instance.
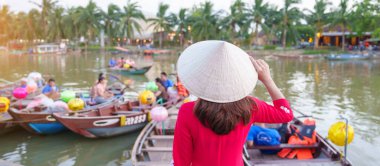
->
[0,52,379,166]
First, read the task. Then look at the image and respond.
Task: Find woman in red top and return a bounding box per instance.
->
[174,41,293,166]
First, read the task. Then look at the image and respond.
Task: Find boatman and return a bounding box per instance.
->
[42,78,60,99]
[160,72,173,89]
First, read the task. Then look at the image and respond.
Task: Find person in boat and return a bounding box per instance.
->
[160,72,173,90]
[125,58,136,69]
[117,57,125,68]
[108,57,117,68]
[42,78,60,99]
[246,124,281,154]
[154,78,169,103]
[173,41,293,166]
[175,75,188,99]
[93,76,114,104]
[20,78,28,88]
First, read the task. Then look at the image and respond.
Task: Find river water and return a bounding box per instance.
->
[0,52,379,166]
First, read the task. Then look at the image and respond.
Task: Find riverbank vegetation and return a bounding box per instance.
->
[1,0,380,50]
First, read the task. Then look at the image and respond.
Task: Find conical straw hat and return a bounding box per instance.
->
[177,40,258,103]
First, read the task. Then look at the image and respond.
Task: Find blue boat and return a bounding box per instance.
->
[325,54,371,60]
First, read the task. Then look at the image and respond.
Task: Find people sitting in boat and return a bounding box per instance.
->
[42,78,60,100]
[108,57,117,68]
[117,57,125,68]
[173,41,293,166]
[125,58,136,69]
[175,75,188,98]
[246,124,281,154]
[160,72,173,89]
[20,78,28,88]
[93,76,114,104]
[154,78,169,103]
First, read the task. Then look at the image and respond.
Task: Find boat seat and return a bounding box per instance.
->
[249,143,319,150]
[135,161,172,166]
[146,135,174,140]
[141,147,172,152]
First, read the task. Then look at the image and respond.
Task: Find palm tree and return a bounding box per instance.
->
[62,7,79,41]
[0,5,12,44]
[102,4,121,45]
[119,1,145,41]
[221,0,248,44]
[148,3,171,48]
[281,0,301,48]
[189,2,220,41]
[249,0,269,46]
[169,8,190,47]
[30,0,57,37]
[305,0,331,48]
[75,0,102,42]
[333,0,350,51]
[263,6,282,45]
[26,9,43,41]
[47,7,65,41]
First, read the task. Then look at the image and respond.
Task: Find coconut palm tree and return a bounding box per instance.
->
[47,7,65,41]
[281,0,301,48]
[169,8,190,47]
[249,0,269,46]
[148,3,171,48]
[305,0,331,48]
[25,9,43,41]
[332,0,350,51]
[30,0,57,37]
[102,4,121,45]
[189,2,220,41]
[75,0,102,42]
[62,7,79,41]
[0,5,12,44]
[221,0,248,44]
[119,1,145,41]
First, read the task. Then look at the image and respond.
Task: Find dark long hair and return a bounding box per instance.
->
[194,97,255,135]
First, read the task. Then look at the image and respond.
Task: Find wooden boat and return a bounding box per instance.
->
[109,65,152,75]
[131,110,352,166]
[325,54,371,60]
[131,107,178,165]
[0,112,20,135]
[7,86,126,135]
[53,99,181,138]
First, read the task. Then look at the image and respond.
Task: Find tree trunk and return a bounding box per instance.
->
[314,33,319,49]
[342,25,345,51]
[159,31,163,48]
[180,32,184,47]
[255,23,259,46]
[282,28,287,49]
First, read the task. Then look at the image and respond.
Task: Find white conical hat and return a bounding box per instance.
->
[177,40,258,103]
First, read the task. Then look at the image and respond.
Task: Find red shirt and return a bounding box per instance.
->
[173,97,293,166]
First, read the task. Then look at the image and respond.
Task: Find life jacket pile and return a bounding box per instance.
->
[277,118,317,160]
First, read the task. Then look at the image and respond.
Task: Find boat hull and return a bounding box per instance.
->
[109,66,152,75]
[0,112,20,135]
[53,111,149,138]
[8,109,66,135]
[325,54,371,60]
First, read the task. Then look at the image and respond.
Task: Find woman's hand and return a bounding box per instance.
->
[250,57,272,84]
[249,57,285,100]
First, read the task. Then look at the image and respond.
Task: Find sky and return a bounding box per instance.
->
[2,0,344,16]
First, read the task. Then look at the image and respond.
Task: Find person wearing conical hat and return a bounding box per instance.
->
[173,40,294,166]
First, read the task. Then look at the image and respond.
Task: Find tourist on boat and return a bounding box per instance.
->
[108,57,117,68]
[20,78,28,88]
[117,57,125,68]
[173,41,293,166]
[175,75,188,98]
[93,76,113,104]
[154,78,169,103]
[160,72,173,89]
[42,78,60,99]
[246,124,281,154]
[125,58,136,69]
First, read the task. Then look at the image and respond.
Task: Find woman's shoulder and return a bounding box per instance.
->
[178,102,196,117]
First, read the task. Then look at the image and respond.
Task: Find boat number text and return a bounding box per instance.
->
[126,115,146,125]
